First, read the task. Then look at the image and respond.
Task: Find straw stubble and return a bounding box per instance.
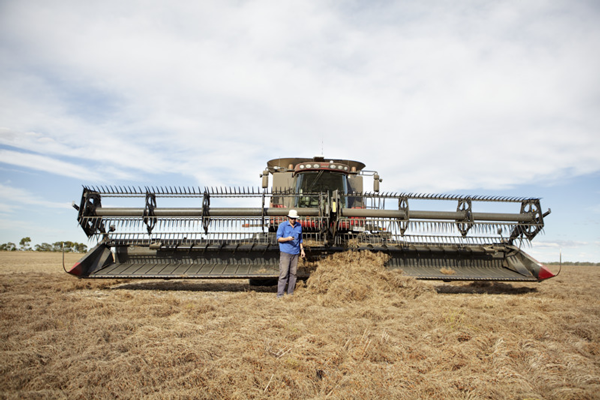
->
[1,251,599,399]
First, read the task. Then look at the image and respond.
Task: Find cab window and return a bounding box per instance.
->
[295,171,348,207]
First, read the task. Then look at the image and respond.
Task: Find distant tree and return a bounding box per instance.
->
[0,238,88,253]
[544,261,600,267]
[46,241,88,253]
[20,241,89,253]
[0,242,17,251]
[19,237,32,251]
[74,243,88,253]
[35,243,53,252]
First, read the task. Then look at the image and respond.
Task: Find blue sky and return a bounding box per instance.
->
[1,0,599,262]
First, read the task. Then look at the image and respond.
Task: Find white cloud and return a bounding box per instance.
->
[1,1,599,259]
[1,0,598,191]
[0,203,20,215]
[0,183,70,210]
[0,149,105,182]
[534,240,589,249]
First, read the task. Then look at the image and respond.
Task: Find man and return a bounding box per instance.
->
[276,209,305,297]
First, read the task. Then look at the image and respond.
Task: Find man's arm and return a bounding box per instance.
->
[276,221,285,241]
[298,226,305,257]
[277,222,293,243]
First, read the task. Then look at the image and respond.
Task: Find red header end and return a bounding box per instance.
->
[68,262,83,276]
[537,264,555,281]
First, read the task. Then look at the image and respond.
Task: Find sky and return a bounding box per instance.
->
[0,0,599,262]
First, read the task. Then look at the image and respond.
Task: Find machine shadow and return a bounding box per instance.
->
[434,281,539,295]
[112,279,538,295]
[112,280,277,293]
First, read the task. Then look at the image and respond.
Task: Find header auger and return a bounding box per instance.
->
[68,156,554,282]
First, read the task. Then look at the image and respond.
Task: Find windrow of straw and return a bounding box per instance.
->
[298,250,434,306]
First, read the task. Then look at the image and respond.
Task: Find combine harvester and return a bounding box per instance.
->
[68,156,554,282]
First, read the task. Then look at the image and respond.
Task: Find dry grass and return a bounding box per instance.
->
[1,251,599,399]
[440,267,456,275]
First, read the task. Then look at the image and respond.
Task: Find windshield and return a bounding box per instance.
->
[295,171,348,208]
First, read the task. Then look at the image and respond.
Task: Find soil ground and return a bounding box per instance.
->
[1,251,599,399]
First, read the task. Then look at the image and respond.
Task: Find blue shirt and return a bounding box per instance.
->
[276,220,303,255]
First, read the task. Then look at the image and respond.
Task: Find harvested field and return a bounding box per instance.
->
[1,251,599,399]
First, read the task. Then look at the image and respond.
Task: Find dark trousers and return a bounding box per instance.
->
[278,252,298,296]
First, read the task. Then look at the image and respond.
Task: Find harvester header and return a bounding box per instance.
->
[68,156,554,283]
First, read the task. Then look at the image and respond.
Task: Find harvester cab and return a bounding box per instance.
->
[262,157,372,242]
[68,156,555,283]
[264,156,368,208]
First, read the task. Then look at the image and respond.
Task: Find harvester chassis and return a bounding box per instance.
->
[68,156,554,282]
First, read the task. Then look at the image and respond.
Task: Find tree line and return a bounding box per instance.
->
[0,237,88,253]
[544,261,600,266]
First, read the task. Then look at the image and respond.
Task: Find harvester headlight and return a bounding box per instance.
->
[344,166,348,171]
[299,165,305,169]
[313,164,320,168]
[338,165,344,169]
[330,165,337,169]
